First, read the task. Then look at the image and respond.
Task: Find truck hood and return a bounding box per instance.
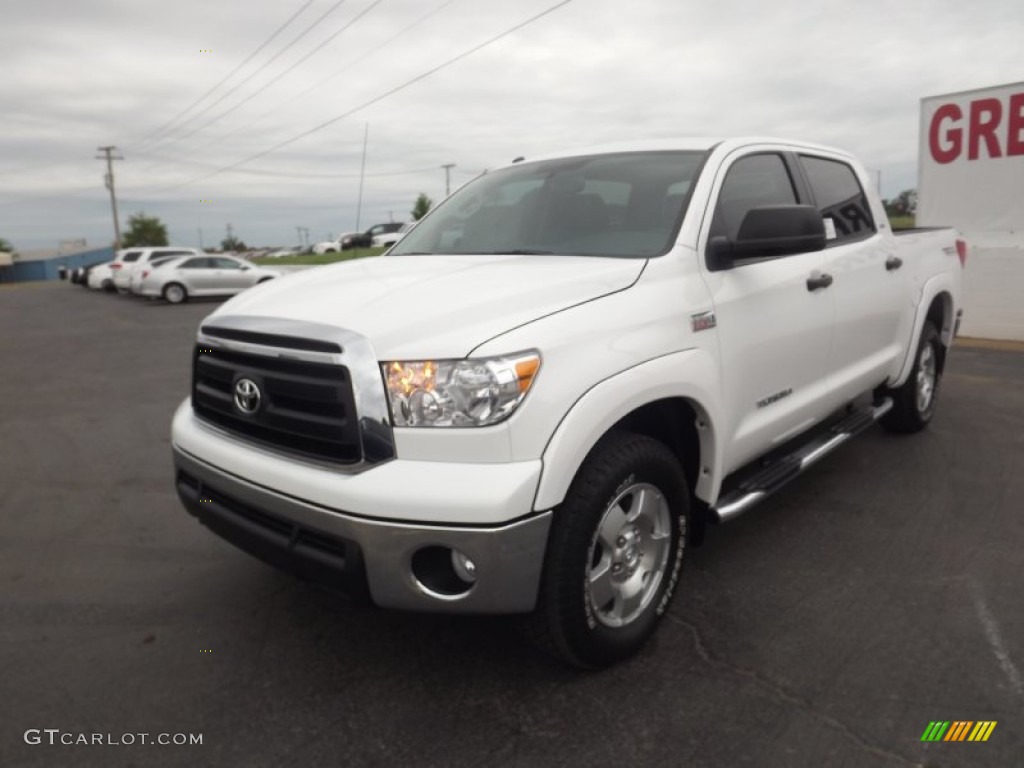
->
[210,254,645,359]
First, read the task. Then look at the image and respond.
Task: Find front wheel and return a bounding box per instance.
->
[526,432,688,668]
[880,321,943,433]
[163,283,187,304]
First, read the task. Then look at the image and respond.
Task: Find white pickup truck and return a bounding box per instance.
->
[172,138,965,667]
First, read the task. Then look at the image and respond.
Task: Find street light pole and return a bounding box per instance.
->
[355,123,369,233]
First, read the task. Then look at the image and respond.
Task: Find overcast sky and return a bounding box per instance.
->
[1,0,1021,251]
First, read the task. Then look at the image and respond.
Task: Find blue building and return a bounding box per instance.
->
[4,246,115,283]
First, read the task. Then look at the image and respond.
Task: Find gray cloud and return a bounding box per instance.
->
[1,0,1021,249]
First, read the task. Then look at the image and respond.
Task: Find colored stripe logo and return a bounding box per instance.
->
[921,721,997,742]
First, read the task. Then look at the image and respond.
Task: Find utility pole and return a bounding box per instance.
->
[296,226,303,246]
[868,168,882,196]
[96,146,123,250]
[355,123,369,234]
[198,227,204,250]
[441,163,455,197]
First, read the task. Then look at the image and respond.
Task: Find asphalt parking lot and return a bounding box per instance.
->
[2,282,1021,768]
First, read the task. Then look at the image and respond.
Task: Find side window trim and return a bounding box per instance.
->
[796,153,877,247]
[782,152,814,205]
[705,150,805,271]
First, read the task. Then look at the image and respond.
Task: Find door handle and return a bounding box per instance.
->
[885,256,903,271]
[806,272,833,291]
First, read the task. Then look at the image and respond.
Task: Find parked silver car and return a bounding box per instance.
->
[136,254,281,304]
[110,246,200,292]
[129,255,187,294]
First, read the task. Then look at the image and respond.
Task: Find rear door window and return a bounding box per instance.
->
[180,257,211,269]
[121,251,142,263]
[798,155,876,244]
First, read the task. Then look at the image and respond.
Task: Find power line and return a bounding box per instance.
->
[142,0,350,157]
[185,0,461,155]
[156,0,576,192]
[130,0,315,152]
[147,0,383,154]
[129,150,443,179]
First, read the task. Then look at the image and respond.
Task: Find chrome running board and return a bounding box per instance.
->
[711,398,893,523]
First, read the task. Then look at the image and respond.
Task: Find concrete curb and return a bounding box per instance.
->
[955,337,1024,352]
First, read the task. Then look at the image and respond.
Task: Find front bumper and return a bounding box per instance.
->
[173,445,552,613]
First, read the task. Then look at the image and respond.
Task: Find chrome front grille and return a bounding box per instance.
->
[190,316,395,468]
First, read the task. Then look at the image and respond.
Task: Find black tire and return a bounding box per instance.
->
[163,282,187,304]
[258,277,274,284]
[101,279,115,293]
[525,432,689,668]
[880,322,943,433]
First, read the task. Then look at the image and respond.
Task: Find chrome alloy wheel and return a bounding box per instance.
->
[586,482,672,628]
[916,343,937,413]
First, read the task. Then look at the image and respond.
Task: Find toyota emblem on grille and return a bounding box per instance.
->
[234,378,261,414]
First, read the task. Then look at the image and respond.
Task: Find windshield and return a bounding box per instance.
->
[390,150,707,258]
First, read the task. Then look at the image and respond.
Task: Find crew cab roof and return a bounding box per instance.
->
[500,137,856,171]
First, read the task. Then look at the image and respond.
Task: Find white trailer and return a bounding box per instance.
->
[919,81,1024,341]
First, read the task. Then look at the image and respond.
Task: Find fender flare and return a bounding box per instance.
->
[533,348,723,511]
[891,273,958,386]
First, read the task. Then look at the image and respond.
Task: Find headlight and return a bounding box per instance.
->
[381,351,540,427]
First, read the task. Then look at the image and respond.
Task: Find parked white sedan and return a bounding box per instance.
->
[86,262,116,292]
[136,255,281,304]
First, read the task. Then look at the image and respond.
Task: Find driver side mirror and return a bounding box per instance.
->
[707,205,827,272]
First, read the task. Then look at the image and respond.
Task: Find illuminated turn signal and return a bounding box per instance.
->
[515,356,541,394]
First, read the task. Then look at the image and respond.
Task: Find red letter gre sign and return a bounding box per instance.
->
[929,92,1024,164]
[930,104,962,164]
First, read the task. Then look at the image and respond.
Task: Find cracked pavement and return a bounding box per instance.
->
[2,284,1021,767]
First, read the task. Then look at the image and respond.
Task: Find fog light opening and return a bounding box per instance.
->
[451,550,477,583]
[411,546,477,599]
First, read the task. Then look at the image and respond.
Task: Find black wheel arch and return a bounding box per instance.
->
[925,292,954,374]
[584,398,709,546]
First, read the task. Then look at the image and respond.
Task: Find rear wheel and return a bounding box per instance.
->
[101,279,115,293]
[880,322,943,433]
[163,283,187,304]
[526,432,688,668]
